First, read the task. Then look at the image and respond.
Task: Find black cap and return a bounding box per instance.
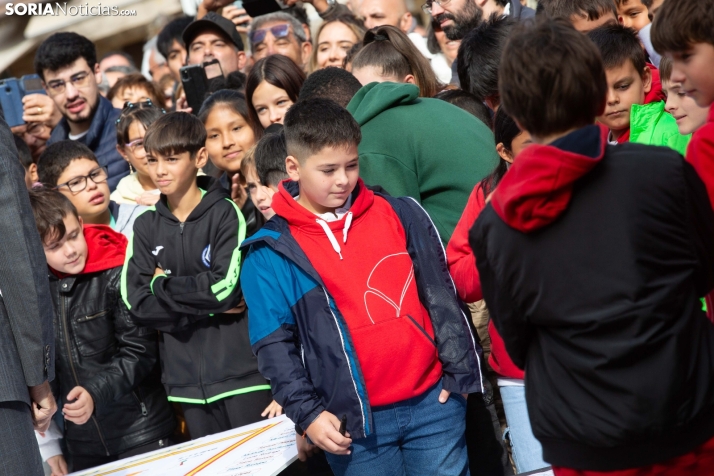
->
[182,12,244,52]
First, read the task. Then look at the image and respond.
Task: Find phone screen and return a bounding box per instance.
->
[23,77,43,92]
[203,60,223,80]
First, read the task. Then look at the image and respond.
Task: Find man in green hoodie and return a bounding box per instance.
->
[346,82,499,244]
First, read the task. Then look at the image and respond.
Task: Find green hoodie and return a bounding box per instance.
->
[347,82,499,244]
[630,101,691,155]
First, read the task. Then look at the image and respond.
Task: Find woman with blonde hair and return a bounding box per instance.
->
[351,25,442,97]
[309,14,367,72]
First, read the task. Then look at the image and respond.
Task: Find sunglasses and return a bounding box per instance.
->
[249,24,291,45]
[115,99,166,124]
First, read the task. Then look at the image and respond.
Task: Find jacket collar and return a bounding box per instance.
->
[52,95,117,150]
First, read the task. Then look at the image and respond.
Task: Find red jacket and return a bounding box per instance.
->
[447,185,525,379]
[686,104,714,322]
[271,180,442,406]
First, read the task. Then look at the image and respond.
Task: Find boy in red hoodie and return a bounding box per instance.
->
[240,98,483,476]
[471,18,714,475]
[651,0,714,318]
[28,188,175,472]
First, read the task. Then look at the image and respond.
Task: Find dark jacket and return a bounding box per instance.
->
[48,95,129,191]
[122,176,269,404]
[471,125,714,470]
[50,239,175,456]
[241,181,484,440]
[0,116,54,404]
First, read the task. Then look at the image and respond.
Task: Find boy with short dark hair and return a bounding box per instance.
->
[28,187,175,472]
[37,140,143,237]
[472,18,714,474]
[121,112,274,440]
[651,0,714,212]
[240,98,483,476]
[588,23,688,153]
[457,14,516,110]
[539,0,618,32]
[615,0,651,32]
[13,134,38,189]
[245,129,289,221]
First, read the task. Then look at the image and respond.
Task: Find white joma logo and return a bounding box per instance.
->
[152,246,164,256]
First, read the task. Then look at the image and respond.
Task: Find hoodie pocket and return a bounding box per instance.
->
[348,314,440,405]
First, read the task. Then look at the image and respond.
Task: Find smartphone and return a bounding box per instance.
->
[232,0,243,7]
[0,74,47,127]
[180,60,224,114]
[180,64,208,114]
[0,79,25,128]
[243,0,288,17]
[22,74,45,95]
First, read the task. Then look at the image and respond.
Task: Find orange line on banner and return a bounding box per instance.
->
[184,422,280,476]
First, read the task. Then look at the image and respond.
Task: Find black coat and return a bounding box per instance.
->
[50,266,175,457]
[471,139,714,470]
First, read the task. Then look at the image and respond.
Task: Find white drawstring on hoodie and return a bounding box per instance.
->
[316,211,353,260]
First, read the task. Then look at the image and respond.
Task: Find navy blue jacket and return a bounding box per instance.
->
[241,189,484,439]
[48,95,129,191]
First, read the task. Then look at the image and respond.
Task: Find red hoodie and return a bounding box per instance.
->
[492,126,608,233]
[52,225,127,278]
[448,185,525,379]
[271,180,442,406]
[686,103,714,322]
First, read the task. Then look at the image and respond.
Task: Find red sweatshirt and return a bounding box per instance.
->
[447,185,525,380]
[271,180,442,406]
[51,225,127,278]
[686,104,714,322]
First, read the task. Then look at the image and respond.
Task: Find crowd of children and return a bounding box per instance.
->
[6,0,714,475]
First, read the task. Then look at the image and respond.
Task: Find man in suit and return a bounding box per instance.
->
[0,115,57,476]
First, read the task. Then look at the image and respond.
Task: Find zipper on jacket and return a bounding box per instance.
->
[320,287,368,434]
[180,222,185,234]
[132,391,148,416]
[61,294,111,456]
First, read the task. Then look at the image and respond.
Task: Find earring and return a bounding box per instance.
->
[129,164,135,174]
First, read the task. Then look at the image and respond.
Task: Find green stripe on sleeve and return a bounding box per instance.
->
[209,198,247,302]
[167,385,272,404]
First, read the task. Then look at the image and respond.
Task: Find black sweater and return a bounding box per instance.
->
[471,131,714,470]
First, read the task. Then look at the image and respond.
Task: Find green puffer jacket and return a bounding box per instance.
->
[630,101,691,155]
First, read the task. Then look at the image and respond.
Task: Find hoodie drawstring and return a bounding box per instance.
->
[316,211,353,260]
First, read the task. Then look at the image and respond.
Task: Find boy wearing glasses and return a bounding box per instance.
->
[35,31,128,191]
[37,140,145,238]
[28,187,175,473]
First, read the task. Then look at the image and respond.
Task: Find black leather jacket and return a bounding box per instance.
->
[50,266,175,457]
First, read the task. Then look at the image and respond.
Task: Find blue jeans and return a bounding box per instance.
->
[499,385,548,473]
[325,380,470,476]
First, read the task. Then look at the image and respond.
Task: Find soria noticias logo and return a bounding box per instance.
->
[5,2,137,16]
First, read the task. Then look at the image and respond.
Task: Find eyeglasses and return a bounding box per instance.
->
[249,24,291,45]
[56,166,108,193]
[46,71,92,96]
[422,0,452,14]
[125,138,145,153]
